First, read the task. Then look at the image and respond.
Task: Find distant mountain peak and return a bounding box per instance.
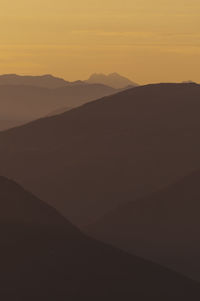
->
[86,72,138,89]
[182,80,198,85]
[109,72,124,77]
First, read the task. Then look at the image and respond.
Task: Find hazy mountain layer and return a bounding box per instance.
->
[0,83,116,130]
[0,83,200,227]
[0,74,77,88]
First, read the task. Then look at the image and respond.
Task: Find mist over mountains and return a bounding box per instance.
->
[0,83,200,225]
[0,83,115,120]
[1,76,200,298]
[0,75,119,131]
[1,0,200,295]
[0,73,137,131]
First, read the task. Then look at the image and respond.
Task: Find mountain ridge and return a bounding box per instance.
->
[0,82,117,130]
[0,74,75,88]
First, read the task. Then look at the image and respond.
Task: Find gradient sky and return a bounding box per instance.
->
[1,0,200,83]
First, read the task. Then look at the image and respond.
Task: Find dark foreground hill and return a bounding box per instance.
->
[86,170,200,281]
[0,83,200,226]
[0,83,116,130]
[1,176,199,300]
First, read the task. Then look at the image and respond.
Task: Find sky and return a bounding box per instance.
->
[0,0,200,84]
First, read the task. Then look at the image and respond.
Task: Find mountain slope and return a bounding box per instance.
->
[0,83,116,130]
[0,119,26,131]
[87,72,138,88]
[86,170,200,280]
[0,83,200,226]
[0,176,199,300]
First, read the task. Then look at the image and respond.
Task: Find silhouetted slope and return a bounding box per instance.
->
[0,119,26,131]
[0,176,78,233]
[1,177,199,300]
[0,83,116,129]
[46,106,72,117]
[0,83,200,226]
[86,170,200,280]
[87,72,138,88]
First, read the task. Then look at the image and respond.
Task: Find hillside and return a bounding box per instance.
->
[0,83,116,130]
[0,176,198,300]
[0,83,200,226]
[0,119,26,131]
[86,170,200,280]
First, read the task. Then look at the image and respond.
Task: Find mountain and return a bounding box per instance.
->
[1,176,199,300]
[46,106,72,117]
[0,83,200,227]
[86,72,138,88]
[86,170,200,281]
[0,119,26,131]
[0,83,116,130]
[0,74,75,88]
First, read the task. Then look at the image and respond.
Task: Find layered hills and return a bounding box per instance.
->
[86,170,200,280]
[0,176,198,300]
[0,82,116,130]
[0,83,200,228]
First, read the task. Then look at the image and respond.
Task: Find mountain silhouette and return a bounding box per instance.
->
[0,83,200,227]
[1,176,199,300]
[0,74,79,88]
[86,72,138,88]
[0,83,116,131]
[86,170,200,280]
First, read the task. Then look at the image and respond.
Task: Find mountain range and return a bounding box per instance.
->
[1,176,198,300]
[0,73,137,131]
[0,74,80,88]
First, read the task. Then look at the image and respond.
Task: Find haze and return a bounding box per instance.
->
[1,0,200,84]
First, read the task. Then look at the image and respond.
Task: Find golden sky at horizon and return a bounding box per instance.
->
[0,0,200,84]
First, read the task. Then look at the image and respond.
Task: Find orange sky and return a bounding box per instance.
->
[1,0,200,84]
